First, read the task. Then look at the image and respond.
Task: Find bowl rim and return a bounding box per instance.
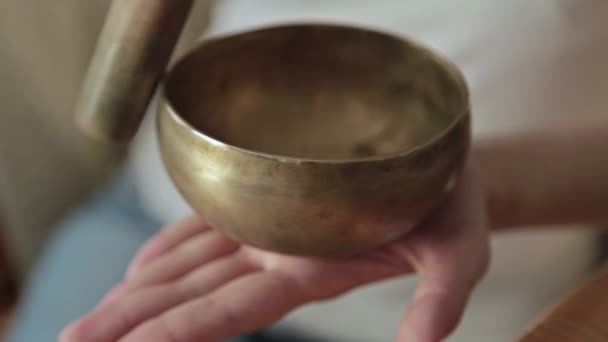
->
[161,22,471,165]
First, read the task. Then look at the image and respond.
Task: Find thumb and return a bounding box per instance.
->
[397,263,482,342]
[397,167,489,341]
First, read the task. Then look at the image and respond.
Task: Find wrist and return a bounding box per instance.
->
[471,137,524,231]
[471,118,608,231]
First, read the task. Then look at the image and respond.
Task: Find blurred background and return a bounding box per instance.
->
[0,0,121,332]
[0,0,119,275]
[0,0,607,341]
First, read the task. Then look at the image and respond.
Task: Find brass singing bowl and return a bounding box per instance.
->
[158,24,471,256]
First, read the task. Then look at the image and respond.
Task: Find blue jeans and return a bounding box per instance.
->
[6,173,252,342]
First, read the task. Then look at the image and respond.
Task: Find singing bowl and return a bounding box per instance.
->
[158,24,470,256]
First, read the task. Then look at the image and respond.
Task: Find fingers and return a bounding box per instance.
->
[61,254,259,342]
[120,271,310,342]
[126,231,240,290]
[99,231,241,308]
[127,215,210,277]
[397,167,490,342]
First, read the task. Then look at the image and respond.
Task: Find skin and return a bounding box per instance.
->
[61,117,608,342]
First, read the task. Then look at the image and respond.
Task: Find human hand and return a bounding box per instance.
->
[61,165,489,342]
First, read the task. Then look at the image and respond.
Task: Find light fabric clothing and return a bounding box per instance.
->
[0,0,119,278]
[129,1,608,341]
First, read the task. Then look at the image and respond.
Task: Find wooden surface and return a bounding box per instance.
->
[0,309,13,335]
[0,218,17,313]
[519,265,608,341]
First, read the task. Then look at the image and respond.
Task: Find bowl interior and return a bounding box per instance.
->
[165,24,467,161]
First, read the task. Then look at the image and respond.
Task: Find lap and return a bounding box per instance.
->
[6,175,160,341]
[5,174,314,342]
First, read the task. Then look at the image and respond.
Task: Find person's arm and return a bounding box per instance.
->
[476,117,608,230]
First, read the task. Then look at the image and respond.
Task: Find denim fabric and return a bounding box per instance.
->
[6,174,251,342]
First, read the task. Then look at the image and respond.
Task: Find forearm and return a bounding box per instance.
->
[474,117,608,230]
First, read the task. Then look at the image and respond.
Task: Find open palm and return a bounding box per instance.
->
[61,166,489,342]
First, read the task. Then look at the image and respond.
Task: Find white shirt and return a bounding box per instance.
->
[128,1,608,340]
